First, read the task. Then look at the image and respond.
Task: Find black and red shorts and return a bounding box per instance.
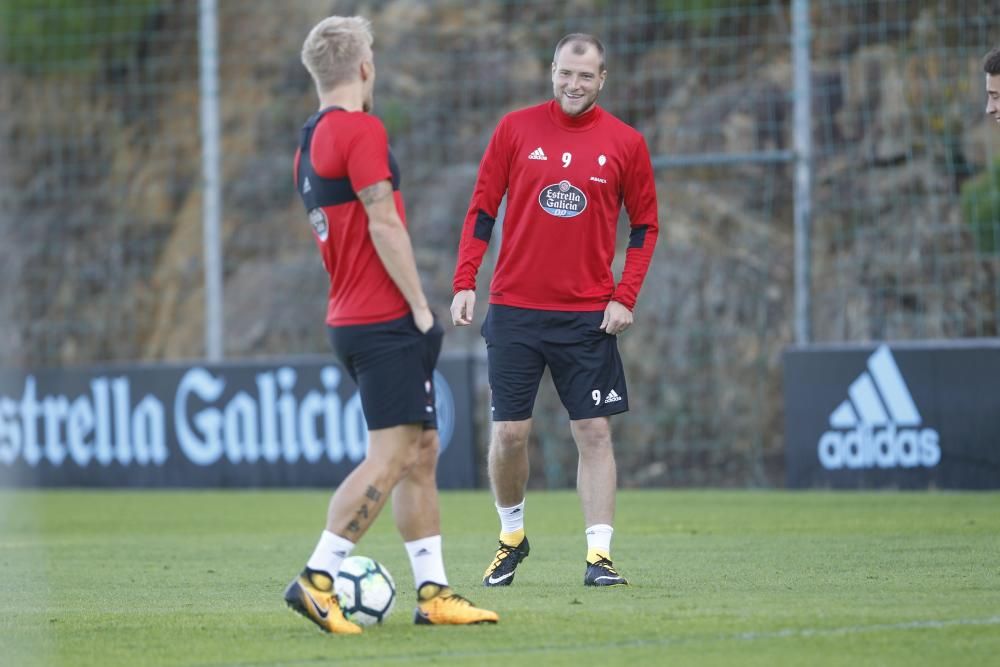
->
[328,313,443,431]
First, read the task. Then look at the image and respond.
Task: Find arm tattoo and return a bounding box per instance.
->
[365,485,382,502]
[357,180,393,207]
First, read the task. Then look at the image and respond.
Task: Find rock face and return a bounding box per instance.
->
[2,1,996,486]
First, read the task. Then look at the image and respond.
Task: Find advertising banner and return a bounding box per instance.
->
[0,357,478,488]
[784,341,1000,489]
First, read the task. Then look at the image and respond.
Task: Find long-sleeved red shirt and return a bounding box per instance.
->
[453,100,659,311]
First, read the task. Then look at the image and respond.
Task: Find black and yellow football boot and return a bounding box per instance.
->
[482,536,530,586]
[584,557,629,587]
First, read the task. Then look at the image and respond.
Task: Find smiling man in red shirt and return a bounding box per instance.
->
[451,34,659,589]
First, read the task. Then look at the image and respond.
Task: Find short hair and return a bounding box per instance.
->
[983,46,1000,75]
[553,33,606,72]
[301,16,373,93]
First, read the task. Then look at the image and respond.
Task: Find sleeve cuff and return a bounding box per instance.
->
[611,293,636,310]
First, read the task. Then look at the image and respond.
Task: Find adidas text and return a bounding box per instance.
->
[818,425,940,470]
[528,147,547,160]
[603,390,622,404]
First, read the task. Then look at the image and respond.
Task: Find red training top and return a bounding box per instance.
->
[294,108,410,326]
[453,100,659,311]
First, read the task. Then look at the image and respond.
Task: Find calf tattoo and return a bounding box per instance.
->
[345,485,383,534]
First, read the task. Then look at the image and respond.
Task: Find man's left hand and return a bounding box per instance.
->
[600,300,633,335]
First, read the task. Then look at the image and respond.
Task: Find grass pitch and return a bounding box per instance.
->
[1,489,998,666]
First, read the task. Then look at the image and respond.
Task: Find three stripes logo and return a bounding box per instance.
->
[818,345,940,470]
[528,147,547,160]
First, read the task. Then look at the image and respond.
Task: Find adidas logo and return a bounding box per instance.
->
[818,344,940,470]
[528,147,547,160]
[302,176,312,193]
[603,389,622,404]
[414,548,431,557]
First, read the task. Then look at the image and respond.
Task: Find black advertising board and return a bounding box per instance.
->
[0,356,478,488]
[784,341,1000,489]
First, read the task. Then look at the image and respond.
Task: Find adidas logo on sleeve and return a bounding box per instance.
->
[818,345,940,470]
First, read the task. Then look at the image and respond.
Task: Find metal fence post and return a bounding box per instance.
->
[792,0,813,344]
[199,0,223,361]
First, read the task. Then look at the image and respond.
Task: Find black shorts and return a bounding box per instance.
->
[328,313,443,431]
[481,304,628,421]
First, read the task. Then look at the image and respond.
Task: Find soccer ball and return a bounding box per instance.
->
[334,556,397,626]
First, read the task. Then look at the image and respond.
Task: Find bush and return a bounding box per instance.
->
[960,158,1000,254]
[0,0,160,74]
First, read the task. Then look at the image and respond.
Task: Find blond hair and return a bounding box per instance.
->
[301,16,373,93]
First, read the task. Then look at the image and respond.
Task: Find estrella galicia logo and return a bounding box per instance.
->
[308,208,329,241]
[538,180,587,218]
[0,365,460,470]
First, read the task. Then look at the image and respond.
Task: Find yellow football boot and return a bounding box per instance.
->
[284,569,363,635]
[413,582,499,625]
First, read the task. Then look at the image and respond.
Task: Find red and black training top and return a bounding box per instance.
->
[294,107,410,327]
[453,100,659,312]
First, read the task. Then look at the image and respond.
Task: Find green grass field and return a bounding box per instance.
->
[1,490,998,666]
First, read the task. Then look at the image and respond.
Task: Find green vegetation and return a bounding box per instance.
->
[0,0,161,73]
[1,490,998,666]
[381,99,413,138]
[655,0,767,13]
[960,158,1000,254]
[591,0,768,25]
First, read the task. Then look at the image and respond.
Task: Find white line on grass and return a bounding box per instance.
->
[731,615,1000,642]
[210,615,1000,666]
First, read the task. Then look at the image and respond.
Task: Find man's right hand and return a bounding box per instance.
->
[450,290,476,326]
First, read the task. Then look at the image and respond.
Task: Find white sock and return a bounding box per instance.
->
[306,530,355,577]
[496,500,525,535]
[405,535,448,588]
[585,524,614,559]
